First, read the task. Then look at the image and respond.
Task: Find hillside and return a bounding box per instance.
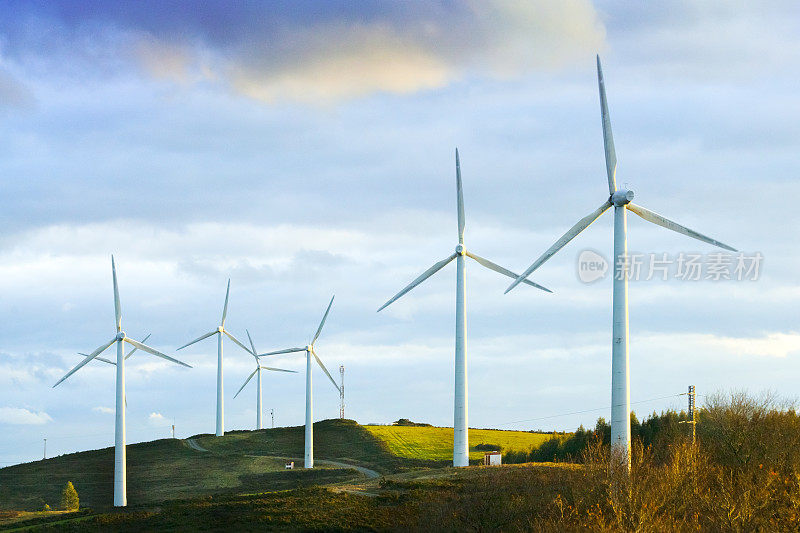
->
[365,425,554,462]
[0,419,553,514]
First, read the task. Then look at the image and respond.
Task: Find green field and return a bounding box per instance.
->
[365,425,555,461]
[0,419,558,523]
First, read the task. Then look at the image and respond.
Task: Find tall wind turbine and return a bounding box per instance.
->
[177,279,253,437]
[506,56,736,471]
[377,149,551,467]
[234,329,296,430]
[77,333,151,407]
[53,256,191,507]
[260,296,340,468]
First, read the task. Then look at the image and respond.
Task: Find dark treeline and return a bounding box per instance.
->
[505,392,800,467]
[504,409,695,464]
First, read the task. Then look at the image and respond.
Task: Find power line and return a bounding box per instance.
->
[496,393,687,427]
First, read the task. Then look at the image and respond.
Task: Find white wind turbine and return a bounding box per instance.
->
[177,279,253,437]
[506,56,736,471]
[377,149,551,467]
[53,256,191,507]
[77,333,151,408]
[260,296,340,468]
[233,329,297,430]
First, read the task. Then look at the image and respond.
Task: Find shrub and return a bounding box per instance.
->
[60,481,79,511]
[473,443,502,451]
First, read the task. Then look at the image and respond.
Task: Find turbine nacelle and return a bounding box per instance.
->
[455,243,465,256]
[217,326,224,333]
[611,189,634,206]
[116,331,126,341]
[305,345,313,352]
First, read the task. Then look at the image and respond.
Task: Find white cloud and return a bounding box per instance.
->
[148,412,168,425]
[0,407,52,425]
[92,406,114,414]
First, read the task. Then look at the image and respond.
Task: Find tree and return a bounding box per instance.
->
[60,481,79,511]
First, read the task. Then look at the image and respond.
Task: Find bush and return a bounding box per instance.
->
[60,481,79,511]
[473,443,502,451]
[392,419,432,427]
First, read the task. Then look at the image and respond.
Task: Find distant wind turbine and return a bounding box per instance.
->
[53,257,191,507]
[177,279,253,437]
[260,296,340,468]
[377,149,551,467]
[506,56,736,471]
[234,329,297,430]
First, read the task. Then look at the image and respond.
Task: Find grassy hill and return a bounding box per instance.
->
[365,425,554,462]
[0,419,554,515]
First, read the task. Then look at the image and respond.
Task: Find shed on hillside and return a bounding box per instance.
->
[483,451,502,466]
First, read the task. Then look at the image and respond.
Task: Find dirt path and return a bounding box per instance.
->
[243,454,380,479]
[182,438,380,480]
[185,438,209,452]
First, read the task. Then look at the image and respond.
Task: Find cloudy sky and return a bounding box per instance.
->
[1,1,798,466]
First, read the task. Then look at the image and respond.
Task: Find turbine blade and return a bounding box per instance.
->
[220,279,230,327]
[312,295,335,345]
[597,55,617,195]
[259,347,306,357]
[176,330,217,351]
[377,253,457,312]
[124,333,151,360]
[456,148,465,244]
[54,337,117,387]
[77,353,116,366]
[124,338,192,368]
[246,329,257,356]
[223,329,255,355]
[312,349,340,393]
[259,366,298,373]
[112,255,122,332]
[465,251,552,293]
[627,203,737,252]
[233,368,258,399]
[505,200,612,294]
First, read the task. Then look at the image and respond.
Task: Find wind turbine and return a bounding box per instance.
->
[233,329,296,430]
[78,333,151,364]
[377,149,551,468]
[177,279,253,437]
[260,296,340,468]
[53,256,191,507]
[506,56,736,471]
[77,333,151,407]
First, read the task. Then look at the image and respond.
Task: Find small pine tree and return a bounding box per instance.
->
[60,481,79,511]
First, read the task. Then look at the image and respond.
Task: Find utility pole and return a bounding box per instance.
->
[688,385,696,445]
[270,409,274,429]
[43,438,46,460]
[172,424,175,439]
[680,385,697,445]
[339,365,345,419]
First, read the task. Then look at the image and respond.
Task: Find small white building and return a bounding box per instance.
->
[285,461,294,470]
[483,451,502,466]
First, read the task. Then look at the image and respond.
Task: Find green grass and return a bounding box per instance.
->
[0,464,585,532]
[0,419,557,516]
[365,425,555,461]
[0,429,358,512]
[194,419,445,473]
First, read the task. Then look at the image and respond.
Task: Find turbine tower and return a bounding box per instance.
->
[506,56,736,472]
[260,296,340,468]
[377,150,551,467]
[53,256,191,507]
[233,329,296,430]
[178,279,253,437]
